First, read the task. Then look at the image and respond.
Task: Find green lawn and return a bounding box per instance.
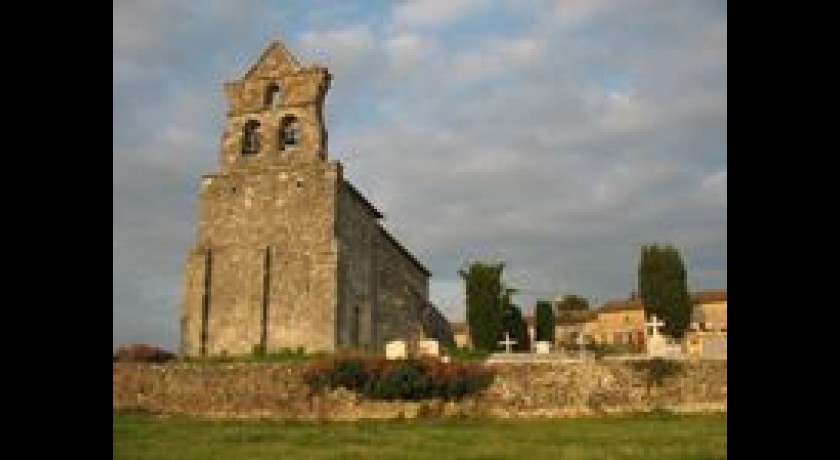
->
[114,411,726,460]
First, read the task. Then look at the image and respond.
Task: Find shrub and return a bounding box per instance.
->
[445,346,491,362]
[582,343,640,359]
[303,357,495,401]
[331,359,369,389]
[113,344,176,363]
[631,357,683,387]
[367,360,431,401]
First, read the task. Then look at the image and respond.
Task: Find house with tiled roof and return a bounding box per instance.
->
[690,289,727,331]
[589,298,647,349]
[450,289,726,358]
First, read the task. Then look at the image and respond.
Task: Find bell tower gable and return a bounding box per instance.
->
[220,40,331,169]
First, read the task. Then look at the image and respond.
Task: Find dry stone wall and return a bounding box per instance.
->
[114,361,726,420]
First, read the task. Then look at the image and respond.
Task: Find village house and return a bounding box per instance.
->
[452,289,727,358]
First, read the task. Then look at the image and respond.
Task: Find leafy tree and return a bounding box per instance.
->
[555,294,589,311]
[459,261,505,351]
[535,300,555,342]
[638,244,692,338]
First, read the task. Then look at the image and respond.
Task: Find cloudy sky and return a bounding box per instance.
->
[114,0,726,350]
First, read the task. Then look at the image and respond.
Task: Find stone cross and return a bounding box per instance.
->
[498,332,517,353]
[645,315,665,336]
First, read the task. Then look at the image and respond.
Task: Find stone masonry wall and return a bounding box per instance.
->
[114,361,726,420]
[181,41,339,356]
[181,162,341,356]
[419,300,456,349]
[336,182,380,348]
[373,227,431,347]
[335,182,450,351]
[221,43,330,167]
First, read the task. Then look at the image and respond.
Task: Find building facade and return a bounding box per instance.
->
[452,289,726,356]
[588,299,647,349]
[180,42,453,356]
[685,289,727,359]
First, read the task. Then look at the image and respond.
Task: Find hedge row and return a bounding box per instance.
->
[303,357,495,401]
[113,344,176,363]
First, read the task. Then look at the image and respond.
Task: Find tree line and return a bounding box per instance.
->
[460,243,692,351]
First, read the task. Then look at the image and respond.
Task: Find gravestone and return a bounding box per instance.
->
[647,334,668,357]
[645,315,668,358]
[417,339,440,358]
[534,340,551,354]
[498,332,517,353]
[385,340,407,360]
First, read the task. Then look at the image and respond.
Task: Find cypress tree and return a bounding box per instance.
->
[638,244,692,338]
[535,300,555,342]
[502,303,530,352]
[459,261,505,351]
[555,294,589,311]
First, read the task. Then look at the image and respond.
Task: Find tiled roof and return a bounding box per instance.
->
[599,289,727,312]
[598,298,644,313]
[450,322,468,333]
[555,310,598,323]
[691,289,727,304]
[522,310,598,326]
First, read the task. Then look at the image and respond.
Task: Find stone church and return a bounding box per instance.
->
[180,41,453,356]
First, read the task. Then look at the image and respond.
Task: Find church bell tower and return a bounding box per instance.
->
[220,41,331,170]
[181,40,445,358]
[181,41,342,357]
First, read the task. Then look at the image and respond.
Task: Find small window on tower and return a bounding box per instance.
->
[264,83,281,108]
[280,115,300,149]
[242,120,261,155]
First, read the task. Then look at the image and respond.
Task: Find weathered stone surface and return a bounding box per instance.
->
[113,361,726,420]
[180,41,453,356]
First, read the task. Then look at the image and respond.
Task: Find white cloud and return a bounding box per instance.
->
[384,33,438,73]
[297,25,379,84]
[114,1,726,348]
[113,0,179,56]
[392,0,491,28]
[551,0,663,28]
[701,170,727,196]
[553,0,613,23]
[452,37,545,79]
[299,26,376,59]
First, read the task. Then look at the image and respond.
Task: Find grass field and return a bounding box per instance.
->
[114,410,726,460]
